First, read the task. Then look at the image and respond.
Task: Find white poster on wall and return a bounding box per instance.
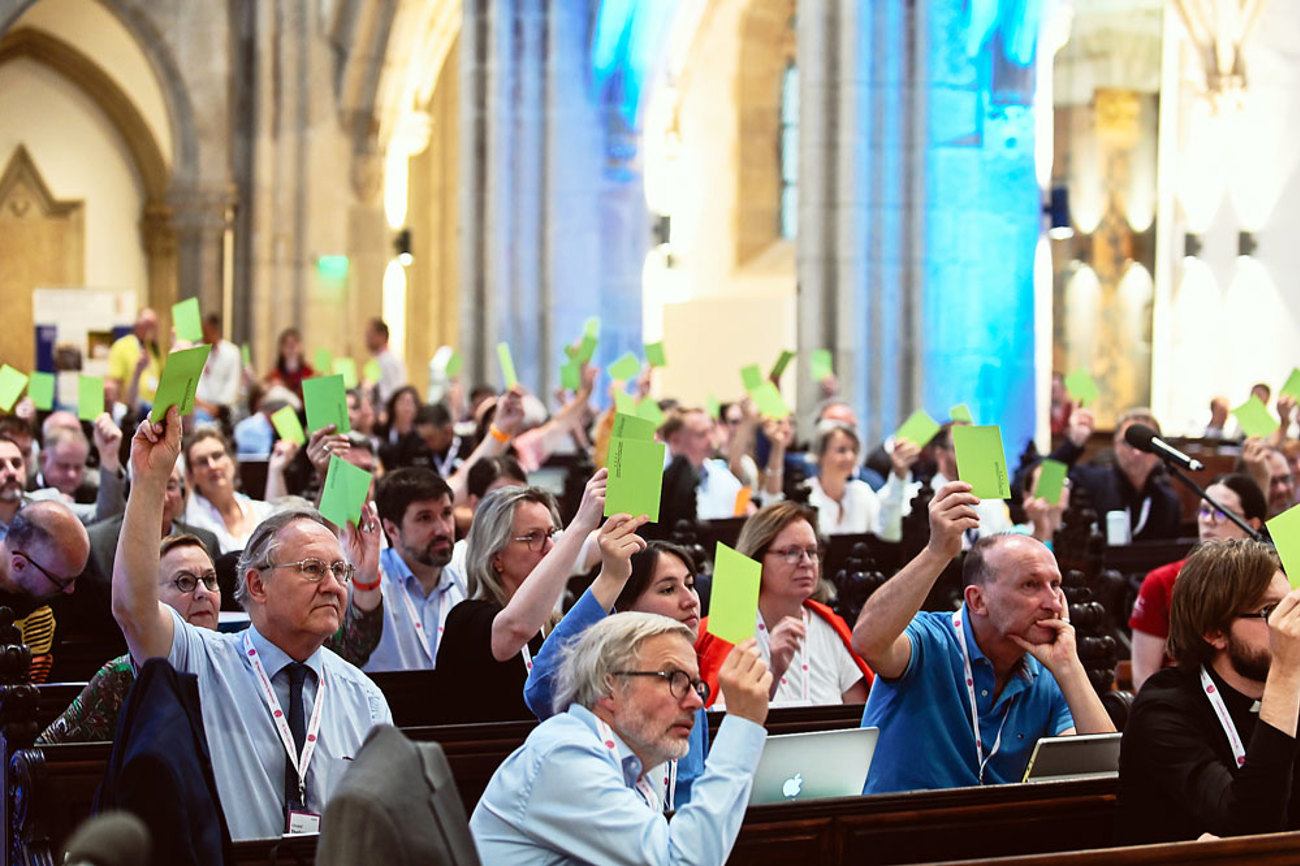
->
[32,288,137,402]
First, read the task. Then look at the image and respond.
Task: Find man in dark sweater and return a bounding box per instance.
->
[1117,538,1300,843]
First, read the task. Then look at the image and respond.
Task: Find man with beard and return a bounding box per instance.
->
[1117,538,1300,843]
[471,613,770,864]
[0,436,27,540]
[364,468,464,671]
[853,482,1115,793]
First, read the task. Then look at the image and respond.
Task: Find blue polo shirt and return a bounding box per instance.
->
[862,608,1074,794]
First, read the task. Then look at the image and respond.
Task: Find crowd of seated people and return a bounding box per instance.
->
[6,312,1300,862]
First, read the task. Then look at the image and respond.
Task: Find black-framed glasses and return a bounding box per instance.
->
[612,669,710,703]
[1238,602,1280,622]
[170,570,220,594]
[766,546,821,565]
[1198,503,1246,524]
[261,558,355,584]
[13,550,74,592]
[513,529,560,552]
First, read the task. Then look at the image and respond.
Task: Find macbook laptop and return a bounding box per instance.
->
[1021,732,1122,783]
[748,727,879,805]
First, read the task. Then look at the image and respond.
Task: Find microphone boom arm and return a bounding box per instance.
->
[1166,463,1263,542]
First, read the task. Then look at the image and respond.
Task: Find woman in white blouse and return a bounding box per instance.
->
[807,422,902,540]
[181,428,289,552]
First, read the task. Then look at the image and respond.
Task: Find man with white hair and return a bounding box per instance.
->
[471,613,771,864]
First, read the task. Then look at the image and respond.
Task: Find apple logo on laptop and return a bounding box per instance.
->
[781,773,803,799]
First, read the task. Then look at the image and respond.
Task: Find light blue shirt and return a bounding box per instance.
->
[164,607,392,840]
[362,548,466,672]
[523,587,708,805]
[471,703,765,865]
[861,608,1074,794]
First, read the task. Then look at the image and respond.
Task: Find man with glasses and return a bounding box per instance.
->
[472,612,771,864]
[113,406,391,839]
[853,482,1115,794]
[662,408,747,520]
[0,499,90,682]
[1117,538,1300,843]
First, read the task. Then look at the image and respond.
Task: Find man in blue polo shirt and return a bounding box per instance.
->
[852,481,1115,793]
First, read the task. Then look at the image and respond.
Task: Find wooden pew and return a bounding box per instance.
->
[941,830,1300,865]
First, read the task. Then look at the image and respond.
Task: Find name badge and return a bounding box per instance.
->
[286,810,321,835]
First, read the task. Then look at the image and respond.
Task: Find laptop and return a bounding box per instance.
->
[1021,732,1122,783]
[748,727,879,805]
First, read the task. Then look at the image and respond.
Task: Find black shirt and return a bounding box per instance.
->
[1116,666,1300,844]
[1051,440,1183,540]
[433,598,545,724]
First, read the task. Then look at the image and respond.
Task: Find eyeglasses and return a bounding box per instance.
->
[766,546,821,565]
[170,570,220,594]
[512,529,560,552]
[261,558,355,584]
[1198,504,1246,524]
[612,669,711,703]
[1238,602,1279,621]
[13,550,75,592]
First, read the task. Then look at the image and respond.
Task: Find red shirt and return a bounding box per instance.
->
[1128,559,1187,639]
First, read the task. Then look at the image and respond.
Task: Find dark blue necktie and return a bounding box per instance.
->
[285,662,308,811]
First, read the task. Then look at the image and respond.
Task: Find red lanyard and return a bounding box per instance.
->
[1200,667,1246,767]
[244,633,326,805]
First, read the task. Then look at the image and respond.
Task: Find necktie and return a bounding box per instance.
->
[285,662,308,811]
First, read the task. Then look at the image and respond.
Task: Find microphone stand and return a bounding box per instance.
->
[1165,462,1263,542]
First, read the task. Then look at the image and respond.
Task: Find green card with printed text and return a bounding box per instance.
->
[612,412,657,441]
[894,409,941,449]
[319,455,371,529]
[150,344,213,422]
[1233,396,1279,439]
[270,405,306,445]
[497,342,518,389]
[636,398,666,428]
[951,424,1012,500]
[1034,458,1069,507]
[78,376,104,421]
[303,374,351,434]
[26,371,54,411]
[0,365,27,412]
[706,543,762,645]
[645,342,667,369]
[171,298,203,343]
[604,437,666,522]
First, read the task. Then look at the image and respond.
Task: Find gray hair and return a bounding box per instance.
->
[233,508,334,610]
[553,612,695,713]
[463,486,561,609]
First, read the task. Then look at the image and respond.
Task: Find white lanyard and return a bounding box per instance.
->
[392,568,455,664]
[1200,666,1247,768]
[594,717,674,810]
[952,606,1014,784]
[243,632,326,805]
[1128,497,1153,538]
[432,437,461,477]
[519,627,546,673]
[756,607,812,703]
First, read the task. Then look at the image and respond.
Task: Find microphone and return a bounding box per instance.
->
[1124,424,1204,472]
[63,811,151,866]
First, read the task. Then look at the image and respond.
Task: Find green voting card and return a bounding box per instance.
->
[949,403,974,424]
[706,542,762,646]
[150,344,213,423]
[604,436,666,522]
[810,349,834,382]
[577,334,599,364]
[1064,368,1100,406]
[560,361,581,392]
[1269,505,1300,589]
[362,358,381,383]
[740,364,763,393]
[636,398,666,428]
[584,316,601,338]
[612,412,657,441]
[332,358,359,389]
[313,348,333,374]
[1234,396,1279,439]
[894,409,941,448]
[303,374,351,434]
[78,376,104,421]
[609,352,641,382]
[769,350,795,381]
[750,382,790,419]
[1283,368,1300,402]
[645,342,667,369]
[497,342,518,389]
[171,298,203,343]
[613,390,638,416]
[0,365,27,412]
[240,343,253,369]
[319,455,371,529]
[1034,458,1069,507]
[951,424,1012,500]
[445,350,463,377]
[706,394,721,422]
[270,405,306,445]
[26,371,54,412]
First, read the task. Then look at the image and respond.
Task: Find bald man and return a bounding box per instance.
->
[0,500,91,682]
[106,307,163,409]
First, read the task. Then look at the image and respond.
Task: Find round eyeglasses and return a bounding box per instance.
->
[612,669,711,703]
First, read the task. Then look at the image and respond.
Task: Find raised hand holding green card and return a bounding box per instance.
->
[644,342,667,368]
[810,349,834,382]
[303,374,351,434]
[497,342,518,389]
[951,425,1012,499]
[604,437,666,522]
[894,409,941,449]
[1283,368,1300,402]
[1034,458,1068,507]
[1064,368,1100,406]
[612,412,656,441]
[750,382,790,419]
[319,455,372,529]
[1233,396,1279,439]
[0,365,27,412]
[706,543,762,645]
[740,364,763,392]
[150,344,213,422]
[608,352,641,383]
[949,404,973,424]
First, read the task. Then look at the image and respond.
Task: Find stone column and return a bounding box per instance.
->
[139,201,178,322]
[169,186,232,314]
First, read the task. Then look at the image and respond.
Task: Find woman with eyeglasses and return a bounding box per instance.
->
[1129,473,1267,691]
[522,517,711,806]
[696,501,872,707]
[181,428,295,553]
[434,470,607,722]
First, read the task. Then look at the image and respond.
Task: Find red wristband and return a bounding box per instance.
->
[352,575,381,592]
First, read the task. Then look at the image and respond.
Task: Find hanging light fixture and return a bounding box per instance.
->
[1173,0,1267,110]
